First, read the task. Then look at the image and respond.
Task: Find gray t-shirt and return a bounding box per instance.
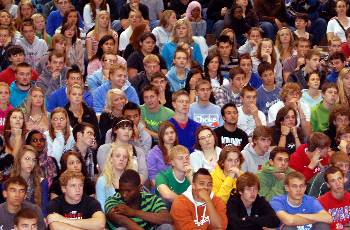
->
[0,201,46,230]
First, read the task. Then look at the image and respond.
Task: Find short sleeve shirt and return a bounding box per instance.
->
[155,168,190,196]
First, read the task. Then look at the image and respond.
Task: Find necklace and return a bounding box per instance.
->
[29,113,43,123]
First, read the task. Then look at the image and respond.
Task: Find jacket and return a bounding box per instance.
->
[36,67,68,96]
[241,143,271,173]
[211,165,237,203]
[166,66,190,92]
[15,36,48,70]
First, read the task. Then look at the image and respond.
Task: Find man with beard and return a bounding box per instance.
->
[9,62,33,107]
[214,103,248,150]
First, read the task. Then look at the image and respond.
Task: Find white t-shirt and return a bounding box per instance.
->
[237,106,266,137]
[119,26,133,51]
[327,17,350,42]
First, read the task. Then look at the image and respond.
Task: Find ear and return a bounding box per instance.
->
[284,184,289,192]
[269,159,274,166]
[139,184,143,192]
[61,186,66,194]
[326,182,330,189]
[2,190,7,199]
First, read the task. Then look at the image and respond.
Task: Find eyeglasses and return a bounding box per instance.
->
[31,138,46,143]
[198,133,213,141]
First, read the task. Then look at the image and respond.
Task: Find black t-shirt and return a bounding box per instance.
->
[272,126,304,155]
[127,51,167,72]
[49,178,95,197]
[214,126,249,151]
[119,3,149,20]
[47,195,102,219]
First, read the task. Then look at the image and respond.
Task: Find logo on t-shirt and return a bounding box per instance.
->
[193,114,220,128]
[64,211,83,220]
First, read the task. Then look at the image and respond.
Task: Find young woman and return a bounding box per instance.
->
[64,84,98,130]
[83,0,109,31]
[327,0,350,42]
[252,38,283,87]
[14,0,34,30]
[1,0,17,18]
[4,108,26,157]
[123,23,149,60]
[119,9,143,53]
[190,126,222,173]
[147,121,179,184]
[86,10,118,60]
[275,27,295,63]
[152,10,177,53]
[0,10,17,41]
[49,151,95,199]
[44,108,75,166]
[26,130,58,186]
[23,87,49,132]
[184,1,206,37]
[272,105,303,154]
[211,145,244,203]
[97,117,147,182]
[166,47,191,92]
[54,8,85,37]
[204,53,225,88]
[96,144,130,212]
[300,72,323,108]
[161,18,203,70]
[31,13,51,46]
[0,82,13,134]
[338,67,350,106]
[98,88,127,143]
[61,22,84,74]
[11,145,49,211]
[87,34,126,75]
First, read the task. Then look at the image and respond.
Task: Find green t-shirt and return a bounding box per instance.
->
[310,101,330,132]
[155,168,190,196]
[140,105,174,133]
[105,191,167,230]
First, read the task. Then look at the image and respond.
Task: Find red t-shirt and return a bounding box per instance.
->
[0,67,38,85]
[318,191,350,229]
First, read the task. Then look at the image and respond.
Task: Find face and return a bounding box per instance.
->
[168,13,177,27]
[56,0,70,14]
[175,25,188,38]
[102,54,118,69]
[196,83,211,102]
[51,112,67,131]
[260,70,275,87]
[143,90,159,110]
[3,183,26,207]
[278,28,291,44]
[140,37,156,54]
[231,74,245,92]
[253,136,271,154]
[323,87,338,105]
[0,12,11,26]
[63,26,76,39]
[242,91,257,107]
[239,58,252,74]
[110,69,127,88]
[20,151,36,175]
[208,57,219,72]
[10,111,24,129]
[334,115,350,129]
[9,53,25,66]
[80,126,95,146]
[66,73,83,87]
[162,126,176,145]
[285,90,301,103]
[128,12,142,27]
[14,218,38,230]
[67,11,78,24]
[218,42,232,58]
[16,67,32,87]
[285,178,306,202]
[30,90,44,108]
[0,29,10,45]
[115,126,133,142]
[22,25,35,44]
[295,18,307,30]
[34,16,45,30]
[102,39,115,53]
[330,41,342,53]
[144,62,160,76]
[233,7,243,19]
[173,95,190,114]
[171,153,190,172]
[307,73,320,89]
[151,77,167,91]
[110,93,127,112]
[98,14,109,28]
[282,110,296,128]
[123,109,140,126]
[0,85,10,104]
[119,182,140,204]
[343,73,350,89]
[198,129,215,150]
[49,55,65,72]
[192,174,212,202]
[249,30,262,44]
[331,58,345,72]
[29,133,45,152]
[21,5,33,18]
[68,87,83,105]
[66,154,82,172]
[336,1,347,15]
[191,7,201,19]
[111,147,129,171]
[334,161,350,176]
[270,152,289,172]
[240,186,258,206]
[223,106,238,125]
[223,152,241,170]
[260,40,273,55]
[62,178,83,204]
[327,171,345,193]
[173,51,188,68]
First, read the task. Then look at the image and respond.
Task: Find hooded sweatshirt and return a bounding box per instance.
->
[170,185,228,230]
[166,66,190,92]
[36,67,68,96]
[256,161,294,201]
[15,36,48,70]
[241,143,271,173]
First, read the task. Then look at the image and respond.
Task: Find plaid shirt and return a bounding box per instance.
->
[70,145,95,180]
[213,85,242,108]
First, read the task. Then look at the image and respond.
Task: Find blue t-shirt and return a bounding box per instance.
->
[256,86,281,118]
[188,102,224,129]
[270,194,324,230]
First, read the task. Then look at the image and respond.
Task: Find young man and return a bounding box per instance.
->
[93,64,139,114]
[0,177,46,229]
[116,0,149,30]
[70,122,97,180]
[217,35,238,79]
[326,51,346,83]
[0,45,38,85]
[169,90,200,152]
[36,51,68,96]
[140,84,174,139]
[318,166,350,229]
[226,172,280,229]
[171,168,228,229]
[155,145,192,203]
[150,72,173,109]
[257,147,293,201]
[214,103,249,150]
[237,86,266,137]
[166,47,190,91]
[311,83,339,132]
[239,53,262,89]
[15,19,48,70]
[238,27,263,56]
[0,25,11,71]
[256,61,281,117]
[289,132,332,182]
[270,171,333,229]
[213,66,245,108]
[241,126,272,173]
[10,62,33,107]
[189,80,223,129]
[47,170,106,230]
[14,208,39,230]
[47,66,93,112]
[106,169,172,230]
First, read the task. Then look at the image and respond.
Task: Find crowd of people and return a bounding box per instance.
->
[0,0,350,229]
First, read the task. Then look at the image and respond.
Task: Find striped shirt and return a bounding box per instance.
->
[105,191,167,229]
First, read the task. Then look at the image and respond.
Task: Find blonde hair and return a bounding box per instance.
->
[67,83,84,96]
[93,10,113,41]
[169,145,189,160]
[338,67,350,106]
[24,86,49,125]
[15,0,34,30]
[102,144,132,187]
[172,18,193,44]
[275,27,294,60]
[104,88,126,113]
[31,13,50,45]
